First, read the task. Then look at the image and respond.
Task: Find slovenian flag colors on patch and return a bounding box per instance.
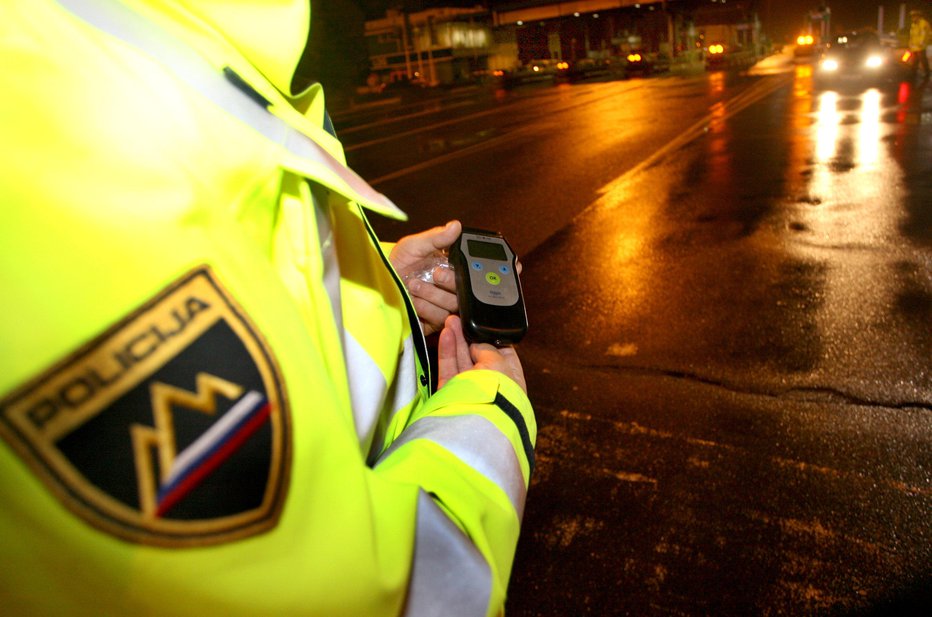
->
[156,390,270,517]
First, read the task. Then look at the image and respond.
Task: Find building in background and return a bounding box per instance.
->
[362,1,766,89]
[491,0,764,64]
[491,0,676,68]
[691,0,763,54]
[364,6,494,87]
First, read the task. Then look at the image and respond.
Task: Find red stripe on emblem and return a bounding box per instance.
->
[156,403,272,517]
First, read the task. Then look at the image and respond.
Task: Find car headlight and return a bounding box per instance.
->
[822,59,839,72]
[865,55,883,69]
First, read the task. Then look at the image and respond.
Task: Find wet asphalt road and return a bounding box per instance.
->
[333,55,932,615]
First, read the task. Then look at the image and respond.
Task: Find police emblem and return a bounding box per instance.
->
[0,267,290,546]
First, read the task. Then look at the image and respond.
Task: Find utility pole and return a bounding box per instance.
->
[662,0,675,58]
[427,16,437,85]
[400,9,413,80]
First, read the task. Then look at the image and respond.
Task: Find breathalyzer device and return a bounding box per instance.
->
[450,227,528,346]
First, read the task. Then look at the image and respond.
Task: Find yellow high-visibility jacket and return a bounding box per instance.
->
[909,16,931,51]
[0,1,535,615]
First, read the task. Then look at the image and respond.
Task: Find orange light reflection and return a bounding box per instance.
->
[708,71,725,96]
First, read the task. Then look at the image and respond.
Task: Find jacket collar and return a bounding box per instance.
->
[143,0,310,98]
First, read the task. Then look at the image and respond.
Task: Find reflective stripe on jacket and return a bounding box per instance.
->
[0,1,536,615]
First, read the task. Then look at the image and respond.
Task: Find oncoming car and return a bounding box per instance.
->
[815,31,907,87]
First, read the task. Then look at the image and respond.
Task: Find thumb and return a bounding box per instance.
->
[399,220,462,260]
[428,219,461,251]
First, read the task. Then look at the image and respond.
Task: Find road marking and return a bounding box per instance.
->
[605,469,658,485]
[364,124,542,185]
[360,75,789,192]
[347,80,641,154]
[614,73,793,183]
[606,342,639,357]
[555,409,932,496]
[344,104,521,152]
[336,100,475,136]
[551,72,794,237]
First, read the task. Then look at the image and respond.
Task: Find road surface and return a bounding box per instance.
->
[332,55,932,615]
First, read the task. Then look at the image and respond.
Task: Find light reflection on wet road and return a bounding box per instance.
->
[515,61,930,405]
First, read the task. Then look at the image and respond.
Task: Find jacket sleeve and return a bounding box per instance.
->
[375,365,535,617]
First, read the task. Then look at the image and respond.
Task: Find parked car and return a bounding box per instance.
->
[554,58,617,82]
[624,51,669,77]
[492,60,559,87]
[704,42,761,71]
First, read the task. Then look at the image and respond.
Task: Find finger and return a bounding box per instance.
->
[496,345,525,376]
[431,265,456,292]
[410,297,448,336]
[407,278,458,313]
[436,324,458,390]
[471,344,528,394]
[470,343,500,365]
[447,315,473,373]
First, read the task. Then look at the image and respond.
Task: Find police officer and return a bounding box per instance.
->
[0,1,535,616]
[909,8,931,80]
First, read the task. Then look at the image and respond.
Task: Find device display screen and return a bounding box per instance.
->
[467,239,507,261]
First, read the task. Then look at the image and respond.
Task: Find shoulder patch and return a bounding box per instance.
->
[0,267,290,547]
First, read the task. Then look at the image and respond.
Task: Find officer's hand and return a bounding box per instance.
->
[390,220,461,336]
[437,315,527,394]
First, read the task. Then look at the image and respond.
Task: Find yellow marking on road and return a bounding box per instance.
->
[557,408,931,495]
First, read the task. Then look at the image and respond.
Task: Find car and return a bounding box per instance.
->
[794,34,819,60]
[554,58,617,82]
[814,31,908,88]
[704,42,760,71]
[492,59,559,88]
[624,50,669,77]
[705,43,729,69]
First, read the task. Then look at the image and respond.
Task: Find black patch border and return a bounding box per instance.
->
[0,266,291,547]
